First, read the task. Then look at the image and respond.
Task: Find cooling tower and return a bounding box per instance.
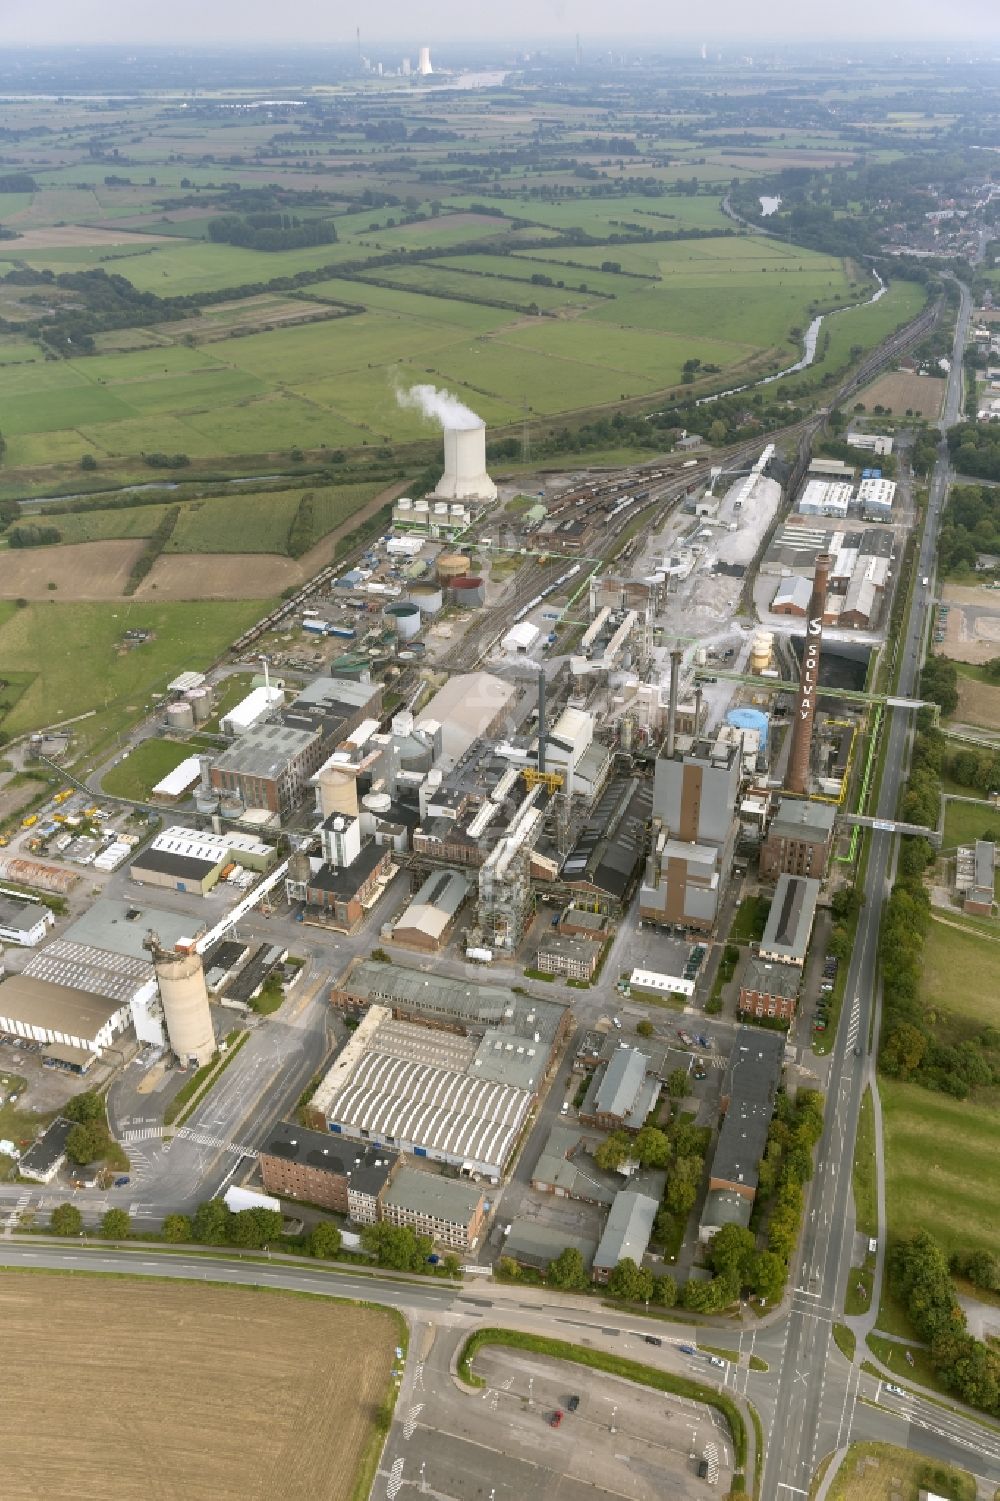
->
[418,45,433,75]
[148,937,215,1069]
[785,553,832,796]
[435,424,497,502]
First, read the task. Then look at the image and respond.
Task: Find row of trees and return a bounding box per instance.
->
[936,483,1000,573]
[207,214,338,252]
[8,523,62,548]
[890,1232,1000,1415]
[947,423,1000,484]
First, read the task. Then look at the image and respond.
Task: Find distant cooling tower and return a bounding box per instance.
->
[436,424,497,502]
[147,935,216,1069]
[418,45,433,75]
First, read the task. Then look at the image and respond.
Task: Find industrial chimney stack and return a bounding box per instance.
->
[785,552,832,795]
[666,648,683,757]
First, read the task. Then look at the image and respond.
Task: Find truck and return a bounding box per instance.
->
[21,815,38,829]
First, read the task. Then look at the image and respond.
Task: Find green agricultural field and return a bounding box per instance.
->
[0,598,271,753]
[880,1077,1000,1261]
[168,490,302,554]
[101,737,197,801]
[42,504,171,545]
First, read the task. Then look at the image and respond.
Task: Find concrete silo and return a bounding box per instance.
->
[450,574,485,608]
[146,935,215,1069]
[408,583,444,615]
[166,700,195,732]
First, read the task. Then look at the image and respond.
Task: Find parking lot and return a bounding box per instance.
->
[380,1343,732,1501]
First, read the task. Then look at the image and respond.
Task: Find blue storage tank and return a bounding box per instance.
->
[726,707,769,754]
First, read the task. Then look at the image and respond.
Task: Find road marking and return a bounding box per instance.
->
[403,1403,423,1440]
[385,1456,404,1500]
[776,1485,808,1494]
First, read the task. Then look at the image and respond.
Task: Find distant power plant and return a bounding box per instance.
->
[418,46,433,76]
[436,423,497,503]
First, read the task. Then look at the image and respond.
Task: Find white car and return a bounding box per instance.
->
[708,1356,726,1368]
[612,1016,623,1030]
[885,1383,906,1397]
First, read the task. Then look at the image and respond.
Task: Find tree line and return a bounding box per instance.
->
[891,1231,1000,1415]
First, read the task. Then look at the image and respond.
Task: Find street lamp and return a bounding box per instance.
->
[527,1377,533,1407]
[610,1403,618,1435]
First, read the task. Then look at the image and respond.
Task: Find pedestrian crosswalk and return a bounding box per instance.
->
[703,1442,720,1484]
[121,1123,256,1158]
[845,994,862,1054]
[2,1191,31,1239]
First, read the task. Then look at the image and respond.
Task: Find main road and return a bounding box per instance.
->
[762,274,975,1498]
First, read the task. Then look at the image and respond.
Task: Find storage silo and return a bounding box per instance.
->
[437,552,471,584]
[361,790,392,836]
[750,630,774,673]
[383,601,422,640]
[186,687,212,722]
[450,574,485,608]
[166,700,195,732]
[316,761,359,819]
[408,583,444,615]
[146,937,215,1069]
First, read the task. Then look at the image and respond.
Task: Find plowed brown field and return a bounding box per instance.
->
[0,1273,397,1501]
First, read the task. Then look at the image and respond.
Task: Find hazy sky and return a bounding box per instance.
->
[0,0,997,47]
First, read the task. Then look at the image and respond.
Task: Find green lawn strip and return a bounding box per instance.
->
[101,737,195,801]
[941,798,1000,850]
[851,1087,877,1238]
[698,1342,740,1363]
[749,1401,763,1499]
[455,1327,747,1471]
[845,1266,873,1317]
[163,1030,250,1128]
[729,895,770,945]
[748,1355,769,1372]
[833,1324,857,1362]
[865,1333,948,1397]
[816,1440,976,1501]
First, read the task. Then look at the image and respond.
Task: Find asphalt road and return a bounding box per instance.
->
[760,276,976,1498]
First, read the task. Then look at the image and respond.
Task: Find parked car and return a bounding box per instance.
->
[679,1344,695,1355]
[645,1335,663,1346]
[567,1395,580,1412]
[612,1016,622,1030]
[548,1410,564,1427]
[885,1384,906,1398]
[697,1458,710,1479]
[708,1355,726,1368]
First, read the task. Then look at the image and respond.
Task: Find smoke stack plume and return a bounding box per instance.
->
[397,383,480,430]
[785,552,831,795]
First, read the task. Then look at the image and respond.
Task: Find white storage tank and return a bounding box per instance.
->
[408,584,444,615]
[361,790,392,836]
[396,496,413,512]
[186,687,212,722]
[166,700,195,732]
[750,630,774,673]
[383,602,422,640]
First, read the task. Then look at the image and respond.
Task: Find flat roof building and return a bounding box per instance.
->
[0,890,54,948]
[536,934,600,982]
[738,956,800,1022]
[964,840,996,915]
[258,1122,396,1222]
[502,1219,597,1274]
[130,825,274,896]
[381,1165,487,1250]
[706,1029,784,1210]
[417,672,518,765]
[758,874,821,966]
[760,798,836,881]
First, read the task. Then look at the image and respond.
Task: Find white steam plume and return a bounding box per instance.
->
[396,382,482,431]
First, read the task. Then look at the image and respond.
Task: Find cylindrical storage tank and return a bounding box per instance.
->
[383,602,422,640]
[317,766,359,819]
[166,700,195,732]
[408,584,443,615]
[450,574,485,608]
[195,791,220,816]
[186,687,212,722]
[360,790,392,836]
[694,646,707,667]
[727,707,770,755]
[152,946,215,1069]
[437,552,471,584]
[750,630,774,673]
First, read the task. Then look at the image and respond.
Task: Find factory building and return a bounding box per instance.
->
[130,826,274,896]
[285,815,393,933]
[857,476,896,520]
[150,756,202,803]
[703,1029,784,1218]
[562,778,653,917]
[0,890,54,948]
[417,672,518,765]
[329,957,571,1060]
[760,797,836,880]
[738,957,800,1022]
[758,874,821,967]
[640,729,742,933]
[309,1006,536,1182]
[391,868,470,953]
[591,1190,660,1285]
[797,480,852,519]
[846,431,893,455]
[219,684,285,737]
[771,576,812,617]
[958,840,996,916]
[259,1123,397,1221]
[0,976,132,1061]
[579,1044,660,1131]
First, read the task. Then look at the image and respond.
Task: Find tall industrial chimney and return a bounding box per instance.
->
[537,669,547,774]
[785,552,831,795]
[666,648,682,757]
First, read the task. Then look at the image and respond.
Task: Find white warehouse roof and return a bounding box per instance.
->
[220,685,285,735]
[152,756,202,799]
[502,621,541,652]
